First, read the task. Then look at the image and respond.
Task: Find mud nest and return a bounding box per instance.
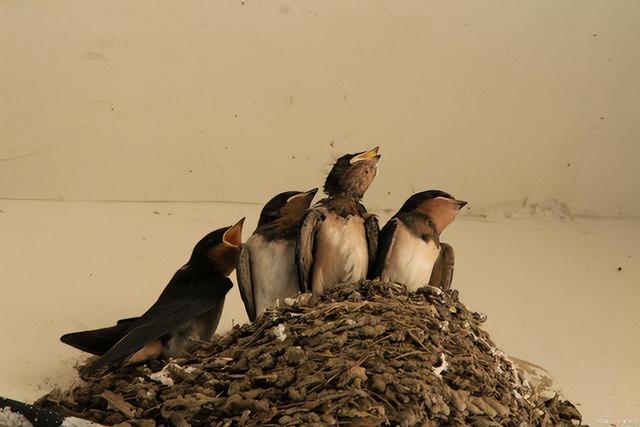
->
[37,281,583,426]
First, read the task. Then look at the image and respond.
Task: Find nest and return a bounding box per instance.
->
[37,281,583,426]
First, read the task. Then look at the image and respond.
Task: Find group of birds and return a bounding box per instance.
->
[61,146,467,374]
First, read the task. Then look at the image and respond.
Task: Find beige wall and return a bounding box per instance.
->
[1,1,639,425]
[1,1,639,216]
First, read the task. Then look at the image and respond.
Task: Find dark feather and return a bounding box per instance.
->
[257,191,301,227]
[364,214,379,275]
[369,218,399,279]
[428,242,455,290]
[236,244,256,321]
[296,208,325,293]
[60,317,138,356]
[397,190,454,214]
[87,268,232,373]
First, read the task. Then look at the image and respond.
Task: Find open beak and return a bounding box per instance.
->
[350,146,381,164]
[223,217,245,247]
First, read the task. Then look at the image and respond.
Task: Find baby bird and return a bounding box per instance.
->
[297,147,381,295]
[371,191,466,291]
[61,219,244,373]
[237,189,318,321]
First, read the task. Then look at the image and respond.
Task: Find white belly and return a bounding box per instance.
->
[247,234,300,316]
[312,214,369,294]
[381,224,440,292]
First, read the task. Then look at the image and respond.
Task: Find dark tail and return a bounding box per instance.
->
[60,317,138,356]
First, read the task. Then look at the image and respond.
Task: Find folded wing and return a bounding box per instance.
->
[236,244,256,321]
[60,317,138,356]
[87,269,232,373]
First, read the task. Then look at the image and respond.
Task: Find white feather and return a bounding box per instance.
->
[312,214,369,293]
[381,222,440,292]
[247,234,300,317]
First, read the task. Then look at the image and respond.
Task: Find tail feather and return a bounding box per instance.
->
[60,317,138,356]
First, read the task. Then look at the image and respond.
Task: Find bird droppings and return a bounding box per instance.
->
[432,353,448,378]
[272,324,287,342]
[60,417,104,427]
[36,280,582,426]
[148,366,175,387]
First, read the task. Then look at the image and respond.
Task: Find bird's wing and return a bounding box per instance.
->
[236,244,256,322]
[296,208,325,293]
[364,213,380,275]
[87,270,233,373]
[428,242,455,290]
[60,317,139,356]
[369,218,399,279]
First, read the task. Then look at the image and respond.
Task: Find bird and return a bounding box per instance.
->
[297,147,381,296]
[236,188,318,321]
[60,218,244,373]
[370,190,466,291]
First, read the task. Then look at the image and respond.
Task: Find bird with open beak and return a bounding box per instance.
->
[371,190,466,291]
[60,218,245,374]
[237,188,318,321]
[297,147,381,296]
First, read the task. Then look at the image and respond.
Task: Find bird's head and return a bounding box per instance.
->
[257,188,318,228]
[323,146,381,199]
[189,217,244,275]
[399,190,467,234]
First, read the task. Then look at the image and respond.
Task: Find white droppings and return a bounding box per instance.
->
[61,417,104,426]
[272,323,287,341]
[184,366,197,374]
[432,353,448,378]
[148,365,175,386]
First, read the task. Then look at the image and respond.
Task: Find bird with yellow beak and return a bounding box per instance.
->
[297,147,381,296]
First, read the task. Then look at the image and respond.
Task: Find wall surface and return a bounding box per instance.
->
[2,0,639,216]
[1,1,639,426]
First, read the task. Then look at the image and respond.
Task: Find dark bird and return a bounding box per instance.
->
[297,147,381,295]
[371,190,466,291]
[237,188,318,321]
[61,218,244,373]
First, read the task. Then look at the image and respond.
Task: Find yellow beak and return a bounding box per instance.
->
[350,146,380,164]
[223,217,245,247]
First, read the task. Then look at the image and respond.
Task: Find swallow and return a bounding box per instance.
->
[297,147,381,295]
[370,190,466,291]
[236,188,318,321]
[61,218,244,373]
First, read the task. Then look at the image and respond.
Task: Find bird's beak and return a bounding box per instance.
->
[223,217,245,247]
[350,146,381,164]
[302,187,319,205]
[455,200,468,210]
[286,188,318,210]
